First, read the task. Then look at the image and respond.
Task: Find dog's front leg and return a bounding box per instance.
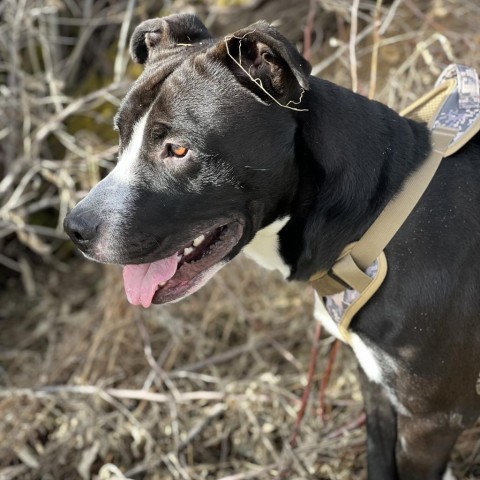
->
[395,413,460,480]
[358,367,399,480]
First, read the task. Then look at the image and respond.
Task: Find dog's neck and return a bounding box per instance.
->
[250,77,431,281]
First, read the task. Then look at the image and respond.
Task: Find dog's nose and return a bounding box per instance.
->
[64,212,100,245]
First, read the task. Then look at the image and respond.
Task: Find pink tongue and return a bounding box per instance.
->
[123,254,179,308]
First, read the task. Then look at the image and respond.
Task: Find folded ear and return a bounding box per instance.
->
[130,14,212,64]
[215,21,311,107]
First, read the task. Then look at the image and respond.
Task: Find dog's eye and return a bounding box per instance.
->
[167,144,188,158]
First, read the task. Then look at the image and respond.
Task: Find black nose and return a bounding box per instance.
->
[64,212,100,245]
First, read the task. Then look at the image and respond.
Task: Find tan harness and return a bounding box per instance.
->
[309,64,480,344]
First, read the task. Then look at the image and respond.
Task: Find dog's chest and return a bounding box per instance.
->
[243,219,388,379]
[242,218,407,412]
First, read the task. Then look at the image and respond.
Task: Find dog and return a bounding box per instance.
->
[64,13,480,480]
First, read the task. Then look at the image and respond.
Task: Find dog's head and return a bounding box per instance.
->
[64,14,311,307]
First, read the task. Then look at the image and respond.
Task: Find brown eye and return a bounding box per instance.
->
[169,144,188,157]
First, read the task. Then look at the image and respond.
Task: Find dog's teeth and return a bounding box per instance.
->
[193,234,205,247]
[159,281,166,287]
[183,247,193,256]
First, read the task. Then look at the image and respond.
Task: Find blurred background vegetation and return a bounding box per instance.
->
[0,0,479,479]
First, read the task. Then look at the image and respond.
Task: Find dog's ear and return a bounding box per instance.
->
[130,14,212,64]
[215,21,311,105]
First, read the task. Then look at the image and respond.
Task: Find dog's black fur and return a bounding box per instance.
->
[64,14,480,479]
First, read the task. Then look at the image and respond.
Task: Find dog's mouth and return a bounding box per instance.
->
[122,221,244,307]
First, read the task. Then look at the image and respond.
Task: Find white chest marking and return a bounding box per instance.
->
[313,293,344,341]
[314,295,386,384]
[242,217,291,278]
[442,468,456,480]
[350,332,384,383]
[314,293,410,415]
[351,332,410,415]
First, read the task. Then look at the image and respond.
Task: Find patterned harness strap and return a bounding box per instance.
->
[432,64,480,154]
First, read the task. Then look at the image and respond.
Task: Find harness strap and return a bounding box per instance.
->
[310,126,457,296]
[349,126,457,272]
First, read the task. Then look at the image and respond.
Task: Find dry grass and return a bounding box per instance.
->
[1,0,480,479]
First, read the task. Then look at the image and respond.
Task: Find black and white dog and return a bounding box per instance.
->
[64,14,480,480]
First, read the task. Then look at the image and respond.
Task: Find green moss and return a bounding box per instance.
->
[29,208,58,229]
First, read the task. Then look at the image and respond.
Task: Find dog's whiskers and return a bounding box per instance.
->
[243,165,271,171]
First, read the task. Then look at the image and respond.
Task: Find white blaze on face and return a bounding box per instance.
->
[78,110,151,261]
[111,109,151,184]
